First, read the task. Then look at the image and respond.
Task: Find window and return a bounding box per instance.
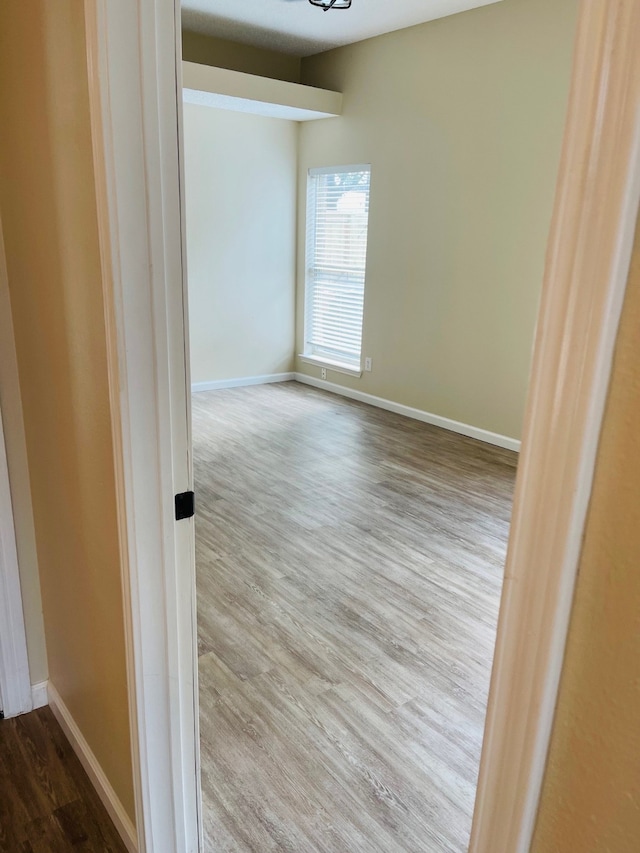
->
[304,165,371,371]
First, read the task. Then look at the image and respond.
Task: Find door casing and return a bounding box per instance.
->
[0,214,36,721]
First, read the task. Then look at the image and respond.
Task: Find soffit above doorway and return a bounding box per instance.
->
[181,0,505,57]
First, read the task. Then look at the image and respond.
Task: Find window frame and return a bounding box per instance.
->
[302,163,371,375]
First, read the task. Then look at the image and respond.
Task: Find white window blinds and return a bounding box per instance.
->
[304,165,371,368]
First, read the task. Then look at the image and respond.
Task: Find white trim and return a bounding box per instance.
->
[298,355,363,377]
[0,403,32,719]
[191,372,294,393]
[469,2,640,850]
[294,373,520,452]
[84,1,199,852]
[31,680,48,710]
[84,6,146,851]
[0,213,38,721]
[309,163,371,176]
[303,165,371,377]
[48,683,138,853]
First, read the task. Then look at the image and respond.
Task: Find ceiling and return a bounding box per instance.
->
[181,0,504,57]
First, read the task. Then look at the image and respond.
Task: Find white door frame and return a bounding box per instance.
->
[0,217,33,720]
[83,1,640,852]
[0,394,32,722]
[84,1,198,851]
[0,404,31,719]
[470,3,640,850]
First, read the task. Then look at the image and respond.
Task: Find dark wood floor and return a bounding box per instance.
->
[0,706,127,852]
[194,382,516,853]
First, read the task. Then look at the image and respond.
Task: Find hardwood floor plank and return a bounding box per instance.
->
[194,382,516,852]
[0,707,127,853]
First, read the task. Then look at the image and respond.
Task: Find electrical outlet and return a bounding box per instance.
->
[321,368,327,380]
[364,357,372,372]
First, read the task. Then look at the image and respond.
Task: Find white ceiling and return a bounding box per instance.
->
[181,0,504,57]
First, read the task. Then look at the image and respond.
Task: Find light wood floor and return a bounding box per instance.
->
[194,382,516,853]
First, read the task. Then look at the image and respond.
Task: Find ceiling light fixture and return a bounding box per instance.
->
[308,0,352,10]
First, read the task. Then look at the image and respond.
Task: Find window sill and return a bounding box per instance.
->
[298,354,363,378]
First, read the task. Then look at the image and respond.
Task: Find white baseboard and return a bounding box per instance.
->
[192,372,295,393]
[47,683,138,853]
[294,373,521,452]
[31,680,48,710]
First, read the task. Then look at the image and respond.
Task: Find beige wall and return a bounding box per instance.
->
[0,0,135,822]
[532,213,640,853]
[297,0,578,441]
[184,105,297,385]
[182,30,301,83]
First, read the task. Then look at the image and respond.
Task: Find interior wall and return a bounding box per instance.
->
[0,221,48,686]
[0,0,135,822]
[182,29,301,83]
[297,0,578,441]
[184,105,297,385]
[531,212,640,853]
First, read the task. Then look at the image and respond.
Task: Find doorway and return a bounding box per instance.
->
[85,0,640,850]
[180,2,572,850]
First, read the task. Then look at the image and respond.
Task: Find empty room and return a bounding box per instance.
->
[180,0,577,850]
